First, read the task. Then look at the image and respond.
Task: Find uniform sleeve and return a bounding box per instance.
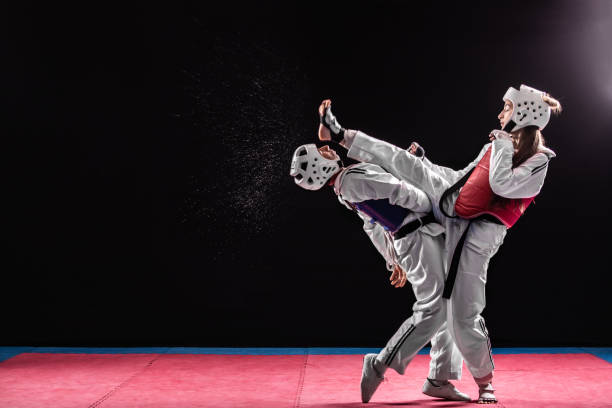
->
[489,138,550,198]
[341,166,432,213]
[337,194,395,271]
[361,219,395,271]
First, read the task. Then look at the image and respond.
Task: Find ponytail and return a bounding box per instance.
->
[542,93,562,114]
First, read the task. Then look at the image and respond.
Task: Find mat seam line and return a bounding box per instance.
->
[293,350,309,408]
[87,353,163,408]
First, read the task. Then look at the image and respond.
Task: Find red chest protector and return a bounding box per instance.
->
[454,146,535,228]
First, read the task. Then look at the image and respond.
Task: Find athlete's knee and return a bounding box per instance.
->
[416,287,444,303]
[450,311,488,340]
[452,308,484,327]
[413,298,446,331]
[413,286,445,316]
[451,296,485,321]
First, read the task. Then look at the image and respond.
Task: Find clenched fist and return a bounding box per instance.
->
[390,264,407,288]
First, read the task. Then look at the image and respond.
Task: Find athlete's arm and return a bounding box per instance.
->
[488,135,551,198]
[355,206,408,285]
[361,217,407,286]
[360,215,395,271]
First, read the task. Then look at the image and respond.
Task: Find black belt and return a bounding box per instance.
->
[393,213,437,240]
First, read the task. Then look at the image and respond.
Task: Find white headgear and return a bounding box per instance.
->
[503,84,551,131]
[290,144,341,191]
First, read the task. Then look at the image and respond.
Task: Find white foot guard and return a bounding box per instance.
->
[422,378,471,402]
[360,353,385,403]
[320,104,345,143]
[477,382,497,404]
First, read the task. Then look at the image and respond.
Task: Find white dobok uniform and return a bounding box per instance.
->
[341,130,556,380]
[334,162,463,380]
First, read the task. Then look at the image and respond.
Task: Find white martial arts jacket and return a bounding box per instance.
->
[422,137,556,199]
[333,162,444,270]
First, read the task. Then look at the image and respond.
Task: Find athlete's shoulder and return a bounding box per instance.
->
[537,145,556,159]
[339,163,388,196]
[522,150,553,177]
[344,162,384,176]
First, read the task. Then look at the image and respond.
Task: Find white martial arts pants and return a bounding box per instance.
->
[349,131,507,380]
[377,231,463,380]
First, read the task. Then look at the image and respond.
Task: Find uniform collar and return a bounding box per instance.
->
[333,163,363,194]
[332,168,347,195]
[538,145,557,158]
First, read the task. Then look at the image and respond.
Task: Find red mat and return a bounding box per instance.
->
[1,353,611,407]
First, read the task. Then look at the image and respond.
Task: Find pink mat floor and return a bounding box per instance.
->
[1,352,611,407]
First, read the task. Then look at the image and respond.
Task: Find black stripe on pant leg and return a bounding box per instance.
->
[479,319,493,369]
[384,324,416,366]
[479,319,494,370]
[384,327,412,366]
[484,322,494,370]
[384,325,415,366]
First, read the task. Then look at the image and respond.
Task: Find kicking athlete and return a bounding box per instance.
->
[317,85,561,403]
[290,143,470,403]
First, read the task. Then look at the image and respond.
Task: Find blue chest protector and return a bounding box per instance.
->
[352,199,411,232]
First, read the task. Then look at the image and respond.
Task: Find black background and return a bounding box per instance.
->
[5,1,612,347]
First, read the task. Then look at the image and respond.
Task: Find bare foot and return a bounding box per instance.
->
[318,99,332,141]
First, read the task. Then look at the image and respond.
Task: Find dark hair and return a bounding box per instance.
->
[510,92,562,168]
[511,126,544,168]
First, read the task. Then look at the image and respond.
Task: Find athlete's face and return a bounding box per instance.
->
[498,100,514,129]
[318,145,340,161]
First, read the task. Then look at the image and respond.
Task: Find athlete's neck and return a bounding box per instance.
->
[327,169,344,186]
